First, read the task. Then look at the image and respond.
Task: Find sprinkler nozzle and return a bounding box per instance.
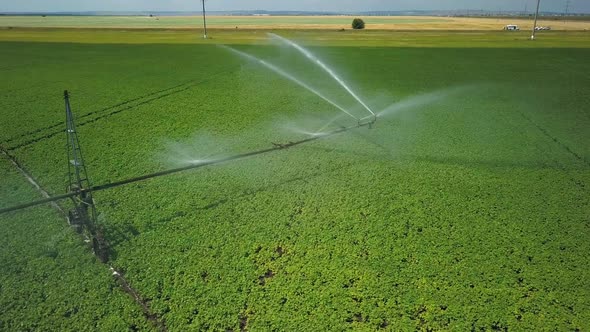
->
[358,114,377,128]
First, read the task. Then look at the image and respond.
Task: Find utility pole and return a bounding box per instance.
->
[564,0,571,24]
[531,0,541,40]
[201,0,208,39]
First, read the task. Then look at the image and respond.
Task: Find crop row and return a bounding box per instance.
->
[1,41,589,330]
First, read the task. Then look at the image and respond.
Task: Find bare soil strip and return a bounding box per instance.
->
[0,144,167,331]
[0,144,65,217]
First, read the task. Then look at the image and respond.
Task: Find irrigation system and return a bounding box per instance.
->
[0,94,376,216]
[1,37,378,263]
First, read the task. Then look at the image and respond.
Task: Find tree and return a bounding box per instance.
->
[352,18,365,30]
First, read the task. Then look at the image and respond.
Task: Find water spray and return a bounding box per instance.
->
[1,83,476,215]
[0,120,374,215]
[313,113,346,135]
[219,45,359,122]
[376,85,473,119]
[268,33,377,123]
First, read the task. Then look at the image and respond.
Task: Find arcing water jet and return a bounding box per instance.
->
[268,33,376,120]
[219,45,359,121]
[377,86,473,118]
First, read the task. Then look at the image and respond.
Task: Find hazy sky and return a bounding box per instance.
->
[1,0,589,14]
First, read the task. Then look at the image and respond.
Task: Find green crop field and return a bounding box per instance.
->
[1,29,589,331]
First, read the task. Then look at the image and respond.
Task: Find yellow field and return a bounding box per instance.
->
[207,16,590,31]
[388,16,590,31]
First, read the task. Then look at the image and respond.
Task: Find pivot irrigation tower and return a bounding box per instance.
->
[64,90,108,262]
[1,91,375,217]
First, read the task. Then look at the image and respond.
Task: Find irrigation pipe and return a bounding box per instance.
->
[0,120,375,214]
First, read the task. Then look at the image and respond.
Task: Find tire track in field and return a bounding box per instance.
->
[3,66,240,151]
[518,112,590,168]
[0,66,238,331]
[513,111,588,192]
[0,143,168,332]
[6,83,197,151]
[111,267,168,332]
[0,144,66,218]
[2,79,195,145]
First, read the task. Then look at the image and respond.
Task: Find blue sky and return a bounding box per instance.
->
[1,0,588,14]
